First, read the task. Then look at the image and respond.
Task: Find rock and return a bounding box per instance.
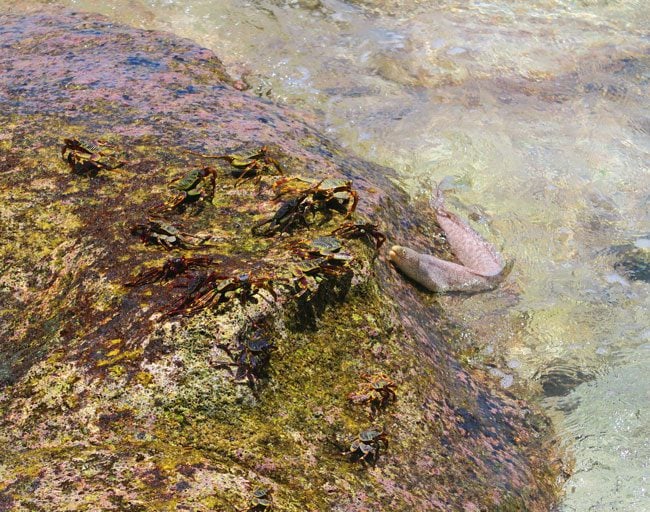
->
[611,240,650,283]
[0,10,562,511]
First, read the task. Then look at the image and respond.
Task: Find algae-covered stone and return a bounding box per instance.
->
[0,9,562,511]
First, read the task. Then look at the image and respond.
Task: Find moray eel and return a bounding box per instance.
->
[389,191,511,293]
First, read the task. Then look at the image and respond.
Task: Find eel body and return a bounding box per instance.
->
[389,192,510,293]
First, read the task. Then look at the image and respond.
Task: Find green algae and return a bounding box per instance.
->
[0,117,425,507]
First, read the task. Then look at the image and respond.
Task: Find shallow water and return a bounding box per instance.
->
[2,0,649,509]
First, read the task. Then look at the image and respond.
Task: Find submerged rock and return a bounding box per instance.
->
[0,10,562,511]
[611,240,650,283]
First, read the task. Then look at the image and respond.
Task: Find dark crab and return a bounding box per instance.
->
[348,373,397,416]
[165,271,280,317]
[332,221,386,249]
[240,488,273,511]
[215,330,276,388]
[189,145,282,186]
[275,177,359,216]
[153,167,218,212]
[125,256,215,287]
[288,237,354,301]
[292,237,352,272]
[343,428,388,465]
[130,219,210,250]
[251,195,308,237]
[61,138,125,175]
[252,178,358,236]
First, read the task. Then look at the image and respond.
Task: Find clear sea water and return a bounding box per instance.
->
[2,0,649,509]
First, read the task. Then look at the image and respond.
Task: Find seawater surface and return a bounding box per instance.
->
[2,0,649,509]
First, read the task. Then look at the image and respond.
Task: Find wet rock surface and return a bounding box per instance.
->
[0,10,561,511]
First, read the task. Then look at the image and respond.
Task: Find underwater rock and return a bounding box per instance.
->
[0,10,561,511]
[611,239,650,283]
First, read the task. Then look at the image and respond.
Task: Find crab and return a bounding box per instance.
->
[130,219,210,250]
[291,236,341,257]
[348,373,397,415]
[241,488,273,511]
[343,428,388,465]
[331,222,386,250]
[288,237,353,293]
[307,236,342,255]
[275,177,358,217]
[189,145,282,186]
[61,138,125,175]
[291,237,353,272]
[251,195,308,236]
[125,256,215,287]
[252,178,358,236]
[153,167,218,212]
[165,271,280,317]
[295,237,353,263]
[215,330,276,388]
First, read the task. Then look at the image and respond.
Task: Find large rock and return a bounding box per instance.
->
[0,10,561,511]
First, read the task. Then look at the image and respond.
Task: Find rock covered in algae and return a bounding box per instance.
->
[0,10,562,511]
